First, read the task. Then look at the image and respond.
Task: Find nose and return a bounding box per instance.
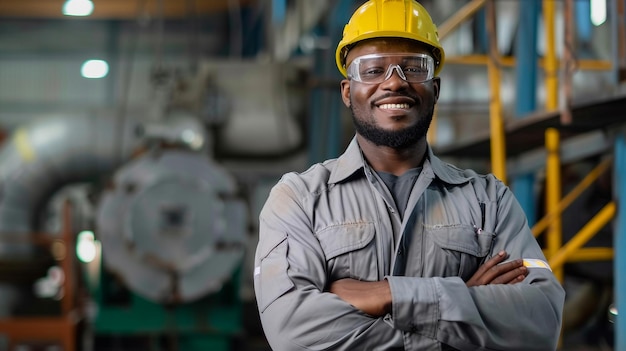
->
[380,64,409,89]
[384,64,407,82]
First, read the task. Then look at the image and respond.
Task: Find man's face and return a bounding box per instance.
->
[340,38,440,149]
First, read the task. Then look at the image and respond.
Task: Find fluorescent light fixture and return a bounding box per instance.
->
[62,0,94,17]
[590,0,607,26]
[81,59,109,79]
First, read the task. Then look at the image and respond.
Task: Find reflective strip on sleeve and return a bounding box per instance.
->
[254,266,261,276]
[523,259,552,271]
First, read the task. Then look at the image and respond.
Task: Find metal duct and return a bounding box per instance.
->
[0,112,142,315]
[0,113,141,239]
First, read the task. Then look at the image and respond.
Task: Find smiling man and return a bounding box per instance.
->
[254,1,565,350]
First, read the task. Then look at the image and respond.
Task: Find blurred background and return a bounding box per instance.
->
[0,0,624,350]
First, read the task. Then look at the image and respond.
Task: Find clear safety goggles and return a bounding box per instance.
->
[346,53,435,84]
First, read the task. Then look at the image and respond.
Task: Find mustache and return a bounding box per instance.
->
[371,92,420,105]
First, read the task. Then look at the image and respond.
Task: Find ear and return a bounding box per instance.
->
[432,77,441,102]
[340,79,351,107]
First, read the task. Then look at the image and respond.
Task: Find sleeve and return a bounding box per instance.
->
[254,181,405,351]
[386,184,565,351]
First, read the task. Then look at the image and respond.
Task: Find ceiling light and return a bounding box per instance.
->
[81,60,109,79]
[76,231,98,263]
[62,0,94,17]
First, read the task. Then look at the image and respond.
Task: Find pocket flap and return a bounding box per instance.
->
[316,223,375,260]
[257,231,288,260]
[427,224,493,257]
[256,236,294,312]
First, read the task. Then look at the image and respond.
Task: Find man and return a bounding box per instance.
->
[254,0,565,350]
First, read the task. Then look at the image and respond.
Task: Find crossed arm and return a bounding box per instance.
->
[330,251,528,317]
[257,180,564,350]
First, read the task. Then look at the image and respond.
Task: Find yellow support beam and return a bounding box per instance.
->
[542,247,614,262]
[545,128,563,281]
[548,202,616,271]
[444,55,612,71]
[532,157,613,237]
[542,0,563,283]
[567,248,614,262]
[486,0,507,183]
[438,0,488,40]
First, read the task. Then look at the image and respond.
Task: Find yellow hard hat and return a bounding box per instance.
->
[336,0,445,78]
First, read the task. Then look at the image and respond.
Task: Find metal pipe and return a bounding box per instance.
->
[562,0,575,125]
[512,0,540,225]
[613,0,626,83]
[615,133,626,351]
[549,201,616,270]
[486,0,507,183]
[0,115,140,238]
[0,114,141,316]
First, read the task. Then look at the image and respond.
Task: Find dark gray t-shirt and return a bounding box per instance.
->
[376,167,422,220]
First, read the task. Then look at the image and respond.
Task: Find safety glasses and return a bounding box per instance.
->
[347,53,435,84]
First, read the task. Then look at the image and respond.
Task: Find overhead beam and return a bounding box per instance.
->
[0,0,258,20]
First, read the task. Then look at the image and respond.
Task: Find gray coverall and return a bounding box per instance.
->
[254,137,565,351]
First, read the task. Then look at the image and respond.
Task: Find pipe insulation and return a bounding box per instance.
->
[0,113,142,315]
[0,114,141,243]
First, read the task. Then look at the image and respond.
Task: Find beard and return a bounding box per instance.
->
[350,100,435,149]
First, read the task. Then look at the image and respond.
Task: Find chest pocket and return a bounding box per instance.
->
[422,224,494,281]
[316,223,378,283]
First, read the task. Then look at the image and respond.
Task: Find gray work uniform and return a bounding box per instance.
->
[254,137,565,351]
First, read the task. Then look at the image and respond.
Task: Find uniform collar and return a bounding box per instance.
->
[328,136,472,185]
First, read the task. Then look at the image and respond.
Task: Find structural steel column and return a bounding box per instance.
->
[615,133,626,351]
[308,1,352,164]
[543,0,563,282]
[543,0,559,108]
[513,0,540,225]
[612,0,626,83]
[486,0,507,183]
[615,6,626,349]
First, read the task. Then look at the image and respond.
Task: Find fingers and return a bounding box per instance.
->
[466,252,533,286]
[466,251,508,287]
[506,274,527,284]
[490,264,528,284]
[475,250,508,275]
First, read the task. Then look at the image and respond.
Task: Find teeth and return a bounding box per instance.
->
[379,103,409,109]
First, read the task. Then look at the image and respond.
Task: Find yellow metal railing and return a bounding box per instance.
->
[486,0,507,183]
[437,0,615,283]
[533,158,615,271]
[532,157,613,237]
[444,55,612,70]
[548,202,616,271]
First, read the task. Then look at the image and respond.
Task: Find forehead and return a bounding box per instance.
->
[346,38,432,66]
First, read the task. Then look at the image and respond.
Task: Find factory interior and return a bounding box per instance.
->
[0,0,625,350]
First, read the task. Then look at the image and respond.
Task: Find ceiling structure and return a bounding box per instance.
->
[0,0,259,20]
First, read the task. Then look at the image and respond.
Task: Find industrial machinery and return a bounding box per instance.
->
[86,138,248,350]
[0,111,250,350]
[0,59,307,350]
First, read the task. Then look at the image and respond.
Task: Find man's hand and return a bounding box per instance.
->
[329,279,391,317]
[466,251,528,287]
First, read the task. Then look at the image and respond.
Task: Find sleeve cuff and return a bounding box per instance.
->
[385,276,440,338]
